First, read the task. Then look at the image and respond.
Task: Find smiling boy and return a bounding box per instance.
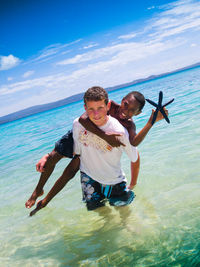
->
[73,86,139,210]
[29,87,139,214]
[27,86,167,214]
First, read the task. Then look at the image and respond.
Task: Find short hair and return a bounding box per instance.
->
[125,91,145,111]
[84,86,108,105]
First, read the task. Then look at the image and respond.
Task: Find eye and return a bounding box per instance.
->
[124,102,128,107]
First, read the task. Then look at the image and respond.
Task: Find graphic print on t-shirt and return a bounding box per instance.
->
[79,130,112,152]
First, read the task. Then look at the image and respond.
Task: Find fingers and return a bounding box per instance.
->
[108,133,123,137]
[36,154,50,172]
[164,107,168,116]
[36,162,45,172]
[119,141,125,147]
[159,108,168,118]
[128,184,135,190]
[36,164,43,173]
[36,163,40,172]
[112,140,125,147]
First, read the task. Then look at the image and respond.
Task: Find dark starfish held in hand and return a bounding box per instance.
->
[146,91,174,125]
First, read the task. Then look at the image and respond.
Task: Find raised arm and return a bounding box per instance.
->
[79,113,124,147]
[126,108,169,146]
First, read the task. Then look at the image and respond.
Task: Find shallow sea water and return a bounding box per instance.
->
[0,67,200,266]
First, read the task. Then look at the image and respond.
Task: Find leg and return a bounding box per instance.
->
[80,172,105,211]
[25,150,63,208]
[109,182,135,207]
[29,155,80,216]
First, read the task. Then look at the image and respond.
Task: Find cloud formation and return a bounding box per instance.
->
[23,70,35,78]
[0,54,20,70]
[118,32,137,40]
[1,0,200,116]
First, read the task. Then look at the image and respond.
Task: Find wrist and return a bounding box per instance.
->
[102,131,108,140]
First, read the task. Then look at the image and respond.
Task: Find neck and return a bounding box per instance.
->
[99,115,109,126]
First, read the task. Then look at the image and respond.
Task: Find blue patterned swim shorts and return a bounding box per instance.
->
[81,172,135,210]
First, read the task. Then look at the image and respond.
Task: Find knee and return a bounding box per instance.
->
[46,151,63,167]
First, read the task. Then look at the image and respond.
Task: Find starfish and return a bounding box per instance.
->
[146,91,174,125]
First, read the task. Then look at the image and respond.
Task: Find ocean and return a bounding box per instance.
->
[0,67,200,266]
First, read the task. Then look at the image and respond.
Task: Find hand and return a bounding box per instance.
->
[36,154,49,172]
[149,108,169,124]
[128,183,136,190]
[105,133,125,147]
[29,199,47,216]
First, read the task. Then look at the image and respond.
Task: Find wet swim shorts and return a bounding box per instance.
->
[54,130,74,158]
[81,172,135,210]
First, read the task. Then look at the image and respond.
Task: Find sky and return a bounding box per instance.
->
[0,0,200,117]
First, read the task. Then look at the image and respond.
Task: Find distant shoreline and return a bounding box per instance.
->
[1,62,200,125]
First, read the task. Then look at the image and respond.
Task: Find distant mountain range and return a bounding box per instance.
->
[1,62,200,125]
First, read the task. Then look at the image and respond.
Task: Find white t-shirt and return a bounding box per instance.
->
[73,116,138,185]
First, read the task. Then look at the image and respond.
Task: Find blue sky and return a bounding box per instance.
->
[0,0,200,116]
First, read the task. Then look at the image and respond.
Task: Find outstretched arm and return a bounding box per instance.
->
[79,113,125,147]
[29,156,80,216]
[128,108,168,146]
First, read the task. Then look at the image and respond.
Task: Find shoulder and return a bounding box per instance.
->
[123,118,136,129]
[108,116,126,133]
[73,117,79,124]
[110,100,119,107]
[73,117,82,128]
[110,100,120,111]
[108,100,120,115]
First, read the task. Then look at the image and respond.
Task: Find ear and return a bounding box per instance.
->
[135,110,142,116]
[84,104,87,111]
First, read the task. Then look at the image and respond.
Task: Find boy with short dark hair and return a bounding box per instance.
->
[30,86,139,215]
[26,87,167,214]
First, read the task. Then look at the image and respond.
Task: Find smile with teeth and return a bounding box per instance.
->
[120,112,127,118]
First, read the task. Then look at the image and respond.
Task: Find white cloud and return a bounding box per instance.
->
[56,35,184,69]
[1,0,200,116]
[151,18,200,40]
[118,32,137,40]
[56,45,118,65]
[7,77,13,81]
[149,0,200,39]
[30,39,82,63]
[83,43,98,49]
[0,37,184,97]
[147,6,155,10]
[0,55,20,70]
[23,70,35,78]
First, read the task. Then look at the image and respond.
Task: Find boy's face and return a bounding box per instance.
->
[119,94,141,120]
[84,100,110,127]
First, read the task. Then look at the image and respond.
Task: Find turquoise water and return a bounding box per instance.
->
[0,67,200,266]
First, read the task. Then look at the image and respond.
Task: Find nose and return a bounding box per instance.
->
[93,110,99,119]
